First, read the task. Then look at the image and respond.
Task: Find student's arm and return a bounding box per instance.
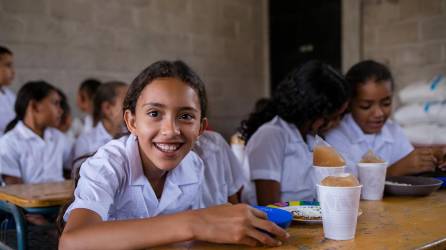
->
[247,127,286,206]
[2,175,22,185]
[59,204,289,250]
[387,148,436,177]
[255,180,281,206]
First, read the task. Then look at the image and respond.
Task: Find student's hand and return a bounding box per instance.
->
[408,148,436,174]
[435,147,446,171]
[191,204,289,247]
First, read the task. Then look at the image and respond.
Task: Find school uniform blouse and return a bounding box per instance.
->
[0,121,70,183]
[73,122,113,162]
[64,134,205,221]
[0,87,16,136]
[243,116,315,204]
[193,131,244,207]
[325,114,414,176]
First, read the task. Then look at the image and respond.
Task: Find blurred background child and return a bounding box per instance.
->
[75,78,102,135]
[325,60,438,177]
[72,81,128,172]
[193,130,244,207]
[0,81,71,185]
[0,46,16,137]
[239,60,350,205]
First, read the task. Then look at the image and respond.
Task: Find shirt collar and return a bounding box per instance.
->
[274,116,304,144]
[16,121,53,141]
[96,122,113,141]
[345,114,394,144]
[126,134,201,186]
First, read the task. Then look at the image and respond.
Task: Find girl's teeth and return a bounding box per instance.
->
[156,143,180,152]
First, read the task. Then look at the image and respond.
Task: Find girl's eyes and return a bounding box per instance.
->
[147,111,159,117]
[178,113,194,120]
[359,105,371,110]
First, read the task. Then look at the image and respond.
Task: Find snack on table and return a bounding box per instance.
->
[360,149,385,163]
[321,173,360,187]
[313,146,346,167]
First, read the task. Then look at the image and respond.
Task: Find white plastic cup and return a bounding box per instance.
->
[317,184,362,240]
[313,165,345,200]
[357,162,388,200]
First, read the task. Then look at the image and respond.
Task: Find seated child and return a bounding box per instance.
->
[239,60,350,205]
[193,130,244,206]
[72,81,128,172]
[0,81,71,184]
[0,46,16,137]
[76,78,101,135]
[325,60,437,177]
[58,60,288,249]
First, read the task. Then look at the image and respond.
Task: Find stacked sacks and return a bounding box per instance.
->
[394,75,446,145]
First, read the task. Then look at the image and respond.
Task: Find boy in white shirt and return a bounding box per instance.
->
[0,46,16,136]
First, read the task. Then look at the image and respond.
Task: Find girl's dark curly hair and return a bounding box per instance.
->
[240,60,350,142]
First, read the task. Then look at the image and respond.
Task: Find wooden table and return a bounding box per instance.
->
[0,180,73,250]
[154,190,446,250]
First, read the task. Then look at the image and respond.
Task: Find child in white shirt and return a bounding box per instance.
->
[59,60,288,249]
[0,81,69,184]
[76,78,101,135]
[0,46,16,136]
[72,81,128,171]
[239,61,350,205]
[193,130,244,207]
[325,60,437,176]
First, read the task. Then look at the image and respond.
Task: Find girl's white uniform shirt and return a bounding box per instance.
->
[64,134,205,221]
[73,122,113,163]
[193,131,244,207]
[0,121,70,183]
[325,114,414,176]
[0,87,16,136]
[243,116,315,204]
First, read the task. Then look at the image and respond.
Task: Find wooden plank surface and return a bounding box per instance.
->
[154,190,446,250]
[0,180,73,207]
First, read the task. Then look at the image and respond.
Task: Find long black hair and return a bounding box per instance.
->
[240,60,350,142]
[4,81,58,133]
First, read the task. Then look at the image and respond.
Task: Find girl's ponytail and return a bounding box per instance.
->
[4,116,20,133]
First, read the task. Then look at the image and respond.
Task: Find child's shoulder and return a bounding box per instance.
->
[80,135,131,180]
[197,131,228,148]
[253,116,299,142]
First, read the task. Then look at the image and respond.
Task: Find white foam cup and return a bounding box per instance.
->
[357,162,388,200]
[317,184,362,240]
[313,165,345,200]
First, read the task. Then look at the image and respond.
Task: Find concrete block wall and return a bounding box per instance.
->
[362,0,446,91]
[0,0,268,138]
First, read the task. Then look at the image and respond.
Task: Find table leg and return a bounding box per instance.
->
[0,201,28,250]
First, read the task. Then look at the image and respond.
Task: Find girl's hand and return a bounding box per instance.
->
[409,148,436,174]
[434,147,446,171]
[191,204,289,247]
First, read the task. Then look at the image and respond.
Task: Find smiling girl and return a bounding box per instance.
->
[59,61,288,249]
[325,60,437,176]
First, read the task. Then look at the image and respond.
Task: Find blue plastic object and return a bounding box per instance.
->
[434,177,446,187]
[254,206,292,229]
